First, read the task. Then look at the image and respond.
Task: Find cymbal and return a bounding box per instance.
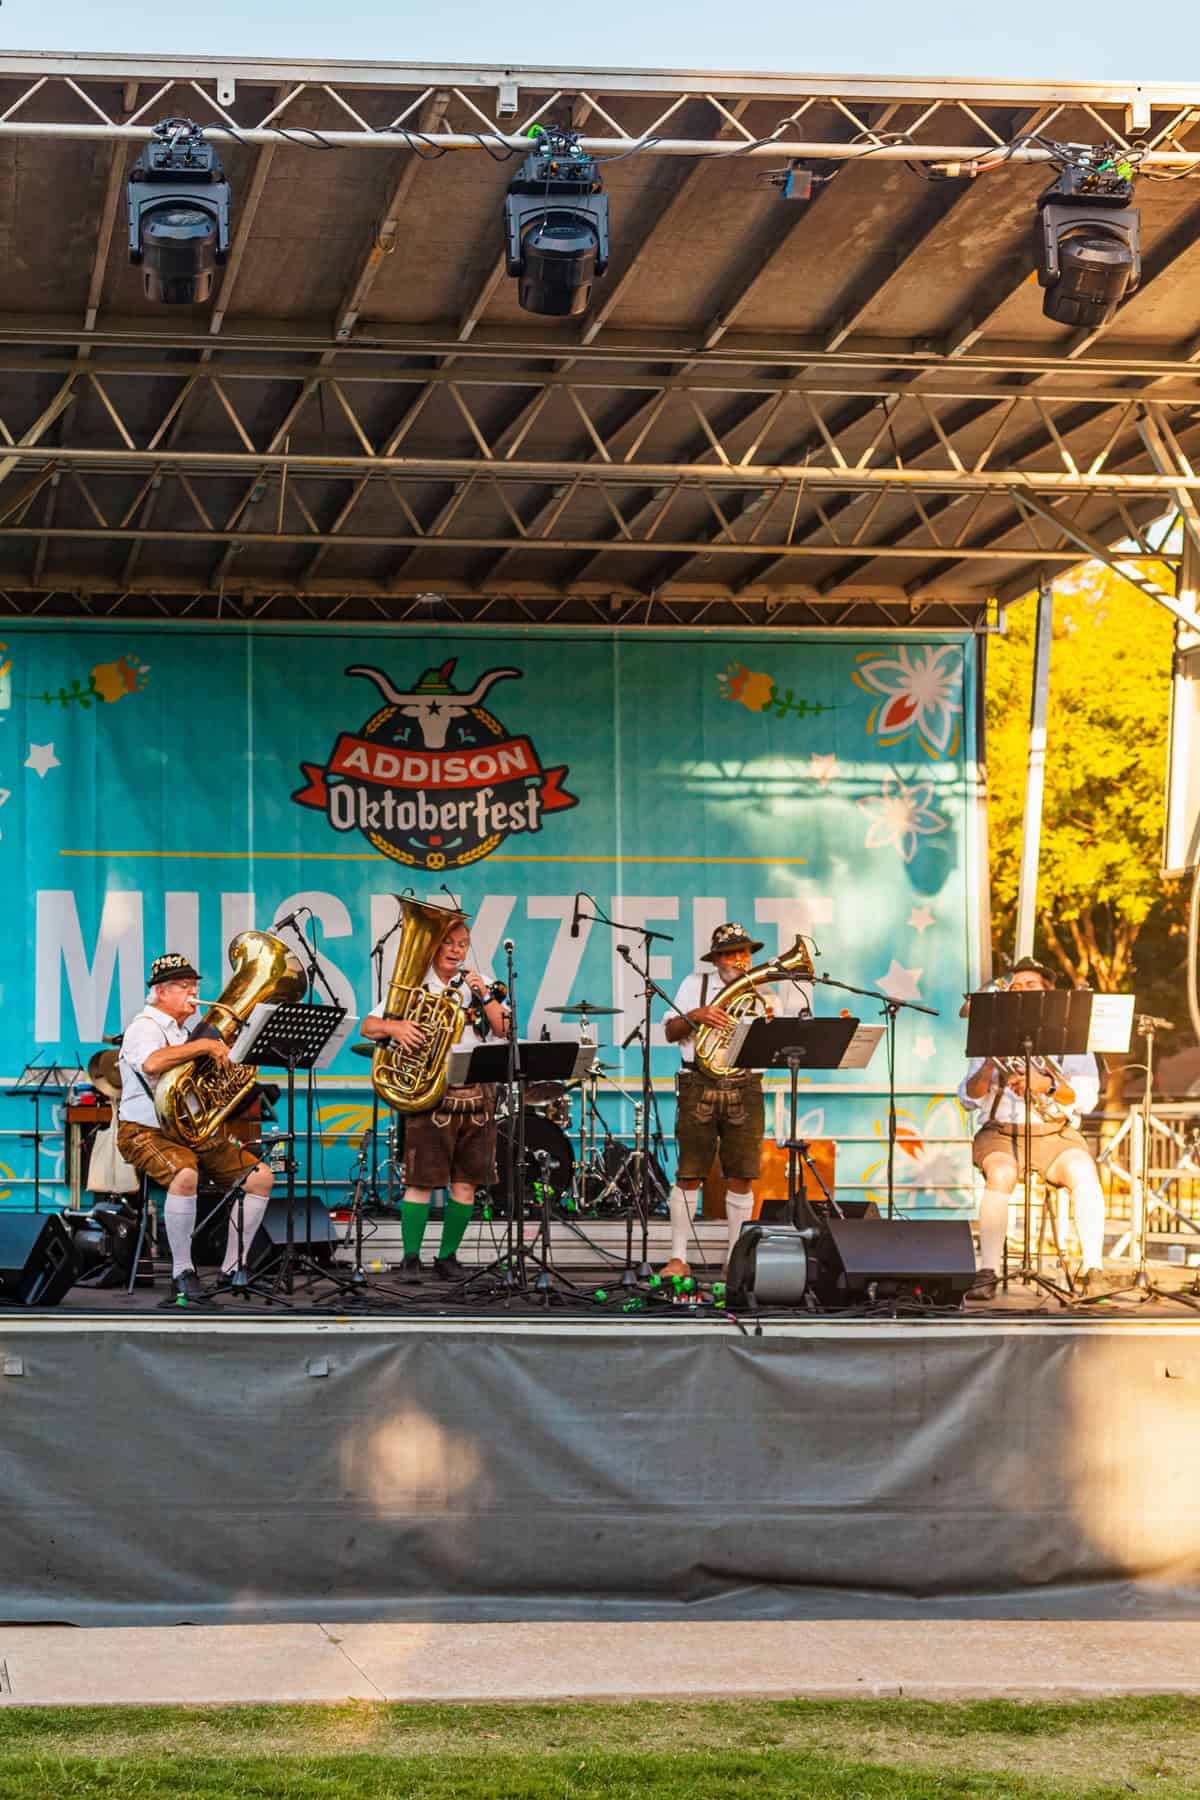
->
[86,1048,121,1101]
[351,1043,376,1059]
[547,1001,623,1017]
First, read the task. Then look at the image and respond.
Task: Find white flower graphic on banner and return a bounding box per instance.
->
[853,644,964,758]
[861,1097,974,1211]
[857,775,949,864]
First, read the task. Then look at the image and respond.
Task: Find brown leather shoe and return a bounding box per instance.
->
[660,1257,691,1279]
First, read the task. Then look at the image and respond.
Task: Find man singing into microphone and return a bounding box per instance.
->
[117,953,274,1307]
[361,919,508,1280]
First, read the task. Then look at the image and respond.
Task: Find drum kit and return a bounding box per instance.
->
[352,1000,666,1220]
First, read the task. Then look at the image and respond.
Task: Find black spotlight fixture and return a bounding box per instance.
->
[128,118,231,305]
[1035,148,1140,329]
[504,125,609,317]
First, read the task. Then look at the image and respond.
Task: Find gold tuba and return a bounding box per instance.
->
[155,930,308,1147]
[694,935,815,1077]
[371,897,468,1114]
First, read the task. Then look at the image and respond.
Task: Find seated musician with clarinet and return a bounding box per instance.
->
[959,956,1104,1299]
[361,907,508,1282]
[117,952,276,1308]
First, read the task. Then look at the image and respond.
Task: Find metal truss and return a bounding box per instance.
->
[0,364,1195,561]
[2,59,1200,166]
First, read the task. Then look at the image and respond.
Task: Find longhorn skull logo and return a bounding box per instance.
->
[347,658,520,750]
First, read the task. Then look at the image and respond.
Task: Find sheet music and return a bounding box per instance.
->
[1087,992,1134,1054]
[840,1023,885,1069]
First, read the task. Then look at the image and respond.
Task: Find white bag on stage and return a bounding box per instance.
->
[86,1121,140,1195]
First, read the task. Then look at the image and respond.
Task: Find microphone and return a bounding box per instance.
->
[274,907,308,932]
[503,938,514,953]
[1138,1013,1175,1032]
[570,893,583,939]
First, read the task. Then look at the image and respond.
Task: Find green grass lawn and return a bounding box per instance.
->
[0,1698,1196,1798]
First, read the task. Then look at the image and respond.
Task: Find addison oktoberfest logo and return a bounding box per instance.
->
[292,658,578,870]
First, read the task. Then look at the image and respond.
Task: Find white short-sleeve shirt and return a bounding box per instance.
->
[118,1003,189,1127]
[957,1053,1100,1126]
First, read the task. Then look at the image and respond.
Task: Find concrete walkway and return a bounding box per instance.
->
[2,1620,1200,1705]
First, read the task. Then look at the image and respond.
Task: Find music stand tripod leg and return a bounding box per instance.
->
[208,1167,289,1306]
[1011,1044,1073,1306]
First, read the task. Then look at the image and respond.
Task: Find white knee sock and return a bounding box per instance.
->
[977,1188,1012,1273]
[725,1190,754,1261]
[222,1189,270,1273]
[164,1191,198,1277]
[667,1186,693,1262]
[1073,1178,1106,1271]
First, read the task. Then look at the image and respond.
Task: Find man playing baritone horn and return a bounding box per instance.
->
[360,919,509,1281]
[959,956,1105,1300]
[117,953,274,1308]
[662,922,804,1280]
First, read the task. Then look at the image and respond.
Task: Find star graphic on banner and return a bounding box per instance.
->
[908,905,934,933]
[809,752,839,787]
[913,1033,937,1063]
[877,959,924,1004]
[25,743,60,778]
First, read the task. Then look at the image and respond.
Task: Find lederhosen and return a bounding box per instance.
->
[971,1072,1091,1177]
[402,994,499,1190]
[675,972,765,1184]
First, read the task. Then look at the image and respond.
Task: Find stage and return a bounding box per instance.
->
[4,1276,1200,1629]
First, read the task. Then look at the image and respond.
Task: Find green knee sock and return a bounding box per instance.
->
[401,1198,430,1258]
[438,1197,475,1259]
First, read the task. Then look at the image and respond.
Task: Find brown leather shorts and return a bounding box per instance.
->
[116,1121,261,1188]
[403,1085,497,1190]
[675,1070,765,1184]
[972,1121,1091,1178]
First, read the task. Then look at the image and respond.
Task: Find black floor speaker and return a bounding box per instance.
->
[728,1215,976,1311]
[819,1217,976,1305]
[249,1197,335,1270]
[0,1211,79,1306]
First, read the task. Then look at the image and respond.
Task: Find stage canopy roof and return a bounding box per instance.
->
[2,54,1200,630]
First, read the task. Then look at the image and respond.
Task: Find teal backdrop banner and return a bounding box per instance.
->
[0,622,984,1216]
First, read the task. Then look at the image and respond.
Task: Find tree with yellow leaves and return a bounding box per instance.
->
[986,561,1184,1097]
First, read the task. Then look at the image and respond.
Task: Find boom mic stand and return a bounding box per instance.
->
[814,973,938,1219]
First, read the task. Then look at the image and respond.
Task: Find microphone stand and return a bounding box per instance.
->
[814,972,938,1220]
[502,937,524,1292]
[278,912,343,1290]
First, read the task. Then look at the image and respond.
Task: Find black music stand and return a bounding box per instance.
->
[240,1000,346,1296]
[8,1061,83,1212]
[732,1017,876,1236]
[966,988,1094,1304]
[448,1039,592,1302]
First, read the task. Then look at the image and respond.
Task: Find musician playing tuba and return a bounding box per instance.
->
[662,921,811,1282]
[116,953,275,1308]
[959,955,1105,1299]
[361,911,508,1282]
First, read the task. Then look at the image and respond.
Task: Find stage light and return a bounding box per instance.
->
[128,119,231,305]
[504,127,609,317]
[1035,156,1140,329]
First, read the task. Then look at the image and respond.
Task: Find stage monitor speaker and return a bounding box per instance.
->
[727,1216,976,1311]
[0,1211,79,1307]
[249,1197,335,1270]
[819,1217,976,1305]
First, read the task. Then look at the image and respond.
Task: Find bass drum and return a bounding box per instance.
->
[490,1112,575,1216]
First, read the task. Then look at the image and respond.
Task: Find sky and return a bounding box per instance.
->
[0,0,1191,84]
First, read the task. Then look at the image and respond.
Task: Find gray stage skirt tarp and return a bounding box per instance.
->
[2,1315,1200,1624]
